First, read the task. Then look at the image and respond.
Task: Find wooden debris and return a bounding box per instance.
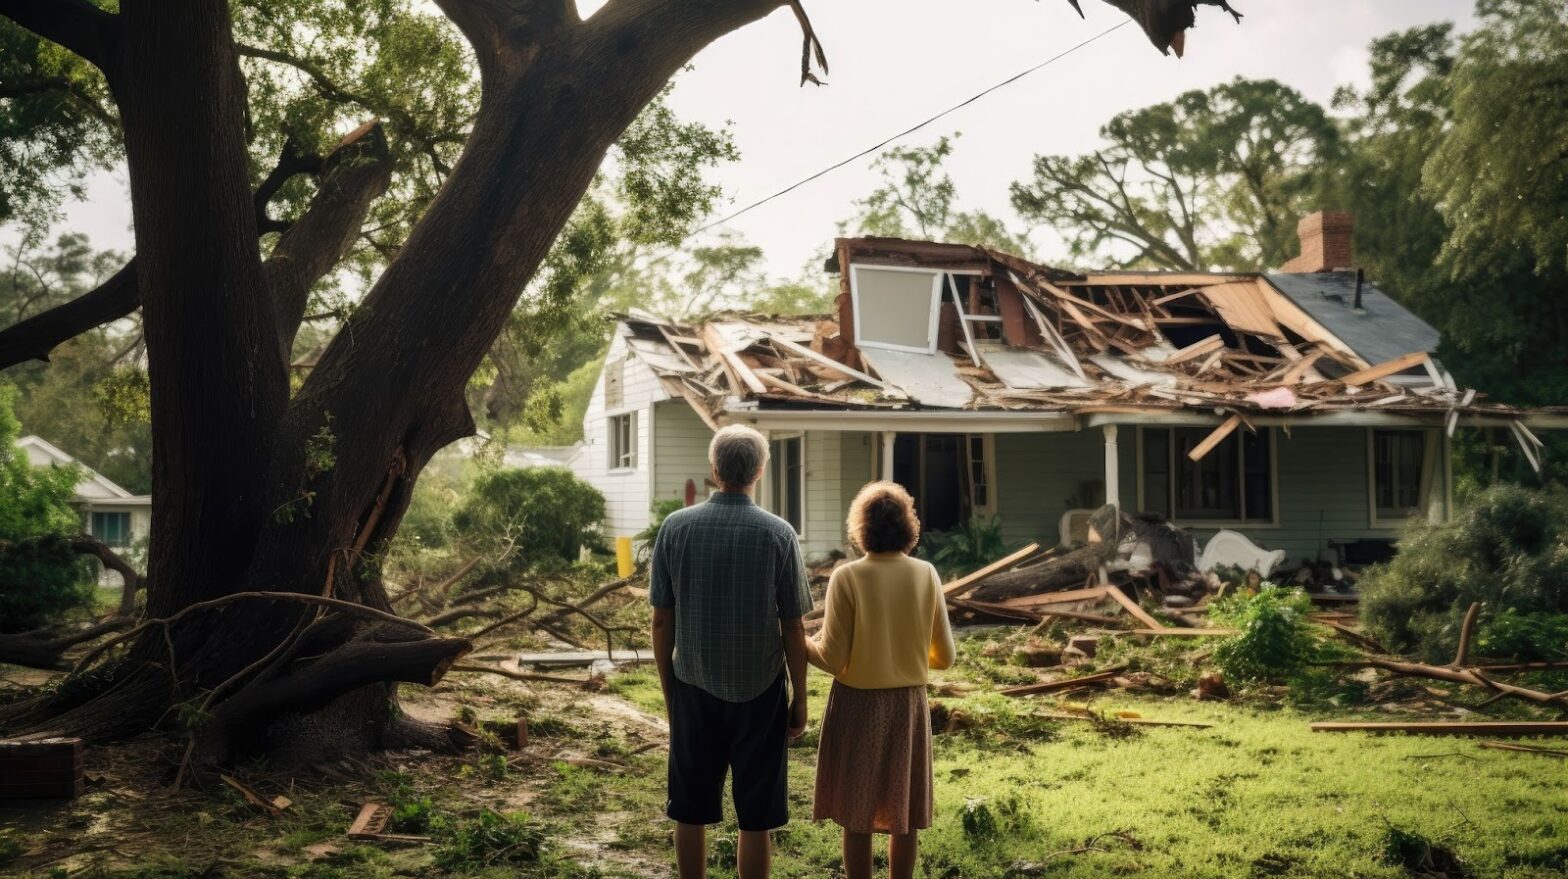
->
[1309,721,1568,737]
[0,736,83,799]
[1034,711,1214,729]
[1000,667,1128,697]
[221,774,285,816]
[1186,415,1243,462]
[1130,627,1239,637]
[941,543,1040,598]
[1479,741,1568,758]
[1104,585,1166,631]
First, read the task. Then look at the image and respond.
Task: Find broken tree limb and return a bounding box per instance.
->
[1316,657,1568,709]
[1032,712,1214,730]
[1452,601,1482,668]
[1130,628,1239,637]
[941,543,1041,599]
[0,617,135,671]
[966,507,1120,603]
[1310,721,1568,737]
[448,663,595,686]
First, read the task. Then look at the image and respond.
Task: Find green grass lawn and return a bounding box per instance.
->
[601,660,1568,879]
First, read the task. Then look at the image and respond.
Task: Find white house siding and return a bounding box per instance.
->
[651,400,712,509]
[574,332,665,541]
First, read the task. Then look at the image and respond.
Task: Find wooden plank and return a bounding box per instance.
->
[1036,279,1149,330]
[1151,287,1202,306]
[999,667,1126,697]
[1281,350,1326,385]
[1104,585,1166,631]
[994,586,1108,609]
[1338,351,1430,387]
[1032,711,1215,729]
[702,325,768,396]
[1164,334,1226,365]
[1019,293,1089,382]
[1186,415,1242,462]
[766,335,903,396]
[1130,627,1239,637]
[1309,721,1568,737]
[942,543,1041,598]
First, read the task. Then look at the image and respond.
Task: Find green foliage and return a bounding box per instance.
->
[1011,78,1339,270]
[432,810,551,872]
[918,516,1009,578]
[634,498,684,567]
[1359,485,1568,662]
[1209,586,1321,683]
[959,795,1030,843]
[1381,823,1471,879]
[453,467,607,570]
[1476,610,1568,662]
[0,384,94,632]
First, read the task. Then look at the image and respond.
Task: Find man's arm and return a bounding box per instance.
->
[652,607,677,716]
[781,616,808,740]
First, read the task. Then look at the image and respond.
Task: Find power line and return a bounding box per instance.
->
[689,18,1132,237]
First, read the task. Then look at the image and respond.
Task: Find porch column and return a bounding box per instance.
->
[880,431,896,482]
[1103,424,1121,509]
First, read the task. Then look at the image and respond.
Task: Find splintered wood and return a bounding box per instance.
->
[611,239,1550,430]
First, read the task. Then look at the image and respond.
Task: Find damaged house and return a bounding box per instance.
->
[569,213,1566,570]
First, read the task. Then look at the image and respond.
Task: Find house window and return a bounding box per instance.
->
[1141,427,1273,522]
[965,434,994,513]
[1373,429,1426,520]
[767,435,804,535]
[849,265,943,354]
[91,511,131,547]
[608,412,636,470]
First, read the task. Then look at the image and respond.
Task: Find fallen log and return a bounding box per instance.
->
[0,617,135,671]
[1310,721,1568,737]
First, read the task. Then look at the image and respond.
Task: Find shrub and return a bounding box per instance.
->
[0,384,95,632]
[453,467,607,570]
[1358,485,1568,662]
[919,515,1009,578]
[1209,586,1320,683]
[433,810,546,871]
[634,498,684,566]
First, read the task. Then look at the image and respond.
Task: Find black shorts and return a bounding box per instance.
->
[666,674,789,832]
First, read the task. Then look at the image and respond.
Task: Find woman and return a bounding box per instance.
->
[806,481,956,879]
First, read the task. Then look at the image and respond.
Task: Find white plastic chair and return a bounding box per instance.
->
[1197,529,1287,578]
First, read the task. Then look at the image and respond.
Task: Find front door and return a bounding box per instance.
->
[891,432,966,533]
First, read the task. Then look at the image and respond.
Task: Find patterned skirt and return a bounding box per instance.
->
[812,679,933,835]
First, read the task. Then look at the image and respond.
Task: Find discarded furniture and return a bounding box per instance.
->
[1057,508,1095,547]
[1196,529,1286,577]
[0,736,83,799]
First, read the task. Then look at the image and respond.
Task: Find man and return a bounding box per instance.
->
[650,424,812,879]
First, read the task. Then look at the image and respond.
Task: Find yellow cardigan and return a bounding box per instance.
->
[808,553,956,688]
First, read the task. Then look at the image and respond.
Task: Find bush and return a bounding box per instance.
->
[0,384,95,632]
[634,498,684,566]
[1209,586,1320,683]
[453,467,607,570]
[1358,485,1568,663]
[919,515,1009,578]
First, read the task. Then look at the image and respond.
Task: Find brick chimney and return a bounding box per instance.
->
[1281,211,1354,273]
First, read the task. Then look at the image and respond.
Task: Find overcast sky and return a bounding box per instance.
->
[48,0,1478,279]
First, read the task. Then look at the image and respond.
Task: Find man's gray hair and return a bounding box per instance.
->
[709,424,769,489]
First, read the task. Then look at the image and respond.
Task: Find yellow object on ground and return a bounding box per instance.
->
[615,536,634,578]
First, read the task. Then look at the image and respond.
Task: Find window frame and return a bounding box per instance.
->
[848,264,945,355]
[91,510,132,548]
[764,432,807,538]
[1135,425,1280,528]
[607,410,638,472]
[964,433,997,517]
[1367,428,1432,525]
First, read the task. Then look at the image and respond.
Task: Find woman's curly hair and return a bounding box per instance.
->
[846,481,921,555]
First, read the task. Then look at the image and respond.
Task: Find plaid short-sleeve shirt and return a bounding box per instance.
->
[649,492,812,703]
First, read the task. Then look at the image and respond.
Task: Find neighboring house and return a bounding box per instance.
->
[19,435,151,575]
[571,213,1566,564]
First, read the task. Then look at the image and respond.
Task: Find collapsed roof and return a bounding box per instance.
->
[619,237,1558,463]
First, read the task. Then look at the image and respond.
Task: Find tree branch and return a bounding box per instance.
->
[264,120,394,350]
[0,0,119,78]
[0,260,137,368]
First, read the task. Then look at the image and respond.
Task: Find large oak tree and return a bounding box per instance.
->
[0,0,1233,768]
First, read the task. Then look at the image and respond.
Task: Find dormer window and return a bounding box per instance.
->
[849,265,943,354]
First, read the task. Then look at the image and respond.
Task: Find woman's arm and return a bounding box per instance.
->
[808,568,854,676]
[928,564,957,670]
